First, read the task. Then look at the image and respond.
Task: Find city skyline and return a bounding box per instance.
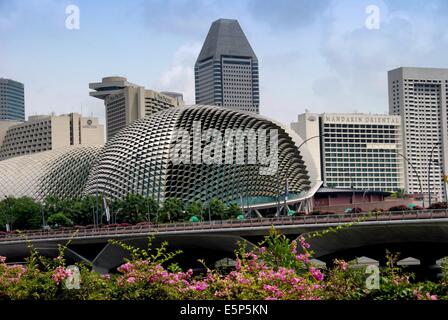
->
[1,0,448,125]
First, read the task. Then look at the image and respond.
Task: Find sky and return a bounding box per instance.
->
[1,0,448,126]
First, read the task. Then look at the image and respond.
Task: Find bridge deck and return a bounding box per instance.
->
[1,209,448,244]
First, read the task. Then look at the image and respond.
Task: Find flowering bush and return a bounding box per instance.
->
[0,230,446,300]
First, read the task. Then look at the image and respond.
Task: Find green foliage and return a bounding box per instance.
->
[159,198,183,223]
[207,198,226,220]
[225,203,242,219]
[0,196,42,230]
[185,200,204,219]
[390,188,407,199]
[1,229,448,300]
[47,212,73,228]
[112,194,156,224]
[441,257,448,281]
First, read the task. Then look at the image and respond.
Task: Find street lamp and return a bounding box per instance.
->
[428,142,441,207]
[431,159,446,203]
[276,134,324,216]
[393,151,425,208]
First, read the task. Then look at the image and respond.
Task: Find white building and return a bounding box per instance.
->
[0,113,104,160]
[89,76,184,140]
[388,67,448,202]
[291,112,405,192]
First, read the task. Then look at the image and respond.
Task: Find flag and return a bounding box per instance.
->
[102,196,110,223]
[284,177,289,201]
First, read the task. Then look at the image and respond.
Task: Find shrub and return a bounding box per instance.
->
[47,213,73,228]
[429,202,448,210]
[0,229,446,300]
[388,205,409,212]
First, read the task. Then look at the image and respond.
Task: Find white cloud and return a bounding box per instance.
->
[155,42,201,104]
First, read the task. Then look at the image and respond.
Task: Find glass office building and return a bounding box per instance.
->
[0,78,25,121]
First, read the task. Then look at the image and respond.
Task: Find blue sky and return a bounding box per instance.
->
[1,0,448,125]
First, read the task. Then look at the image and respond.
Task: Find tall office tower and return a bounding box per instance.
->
[0,78,25,121]
[89,76,184,140]
[195,19,260,113]
[291,112,405,192]
[388,67,448,202]
[0,113,104,160]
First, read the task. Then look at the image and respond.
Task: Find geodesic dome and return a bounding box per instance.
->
[0,145,103,201]
[84,105,319,205]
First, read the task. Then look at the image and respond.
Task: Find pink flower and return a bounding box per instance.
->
[340,262,348,271]
[127,277,136,284]
[0,256,6,264]
[259,247,266,253]
[51,266,73,285]
[309,267,324,282]
[296,254,310,264]
[427,293,438,300]
[193,282,208,291]
[291,240,298,254]
[235,259,241,271]
[299,236,311,250]
[117,262,133,273]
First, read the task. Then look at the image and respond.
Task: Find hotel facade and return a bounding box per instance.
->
[0,113,104,160]
[291,112,405,192]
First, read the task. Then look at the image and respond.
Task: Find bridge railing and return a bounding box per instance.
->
[1,209,448,242]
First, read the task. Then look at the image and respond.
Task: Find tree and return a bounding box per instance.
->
[47,212,73,228]
[145,196,159,222]
[0,197,17,230]
[113,194,148,224]
[0,196,41,230]
[186,201,204,219]
[208,198,226,220]
[160,198,184,223]
[224,203,242,220]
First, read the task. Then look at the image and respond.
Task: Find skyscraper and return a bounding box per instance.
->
[89,76,184,140]
[0,78,25,121]
[195,19,260,113]
[291,112,405,192]
[388,67,448,202]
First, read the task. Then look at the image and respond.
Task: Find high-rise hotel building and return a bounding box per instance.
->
[388,67,448,201]
[195,19,260,113]
[291,112,405,192]
[0,78,25,121]
[0,113,104,160]
[89,76,184,140]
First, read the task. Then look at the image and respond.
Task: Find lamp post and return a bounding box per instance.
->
[432,159,446,203]
[277,134,324,216]
[393,151,425,208]
[428,142,441,207]
[3,196,12,231]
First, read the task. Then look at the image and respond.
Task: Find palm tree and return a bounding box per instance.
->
[391,188,407,199]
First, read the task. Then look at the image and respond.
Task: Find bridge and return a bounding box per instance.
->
[1,209,448,276]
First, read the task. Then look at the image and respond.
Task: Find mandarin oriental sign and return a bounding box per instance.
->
[324,114,400,124]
